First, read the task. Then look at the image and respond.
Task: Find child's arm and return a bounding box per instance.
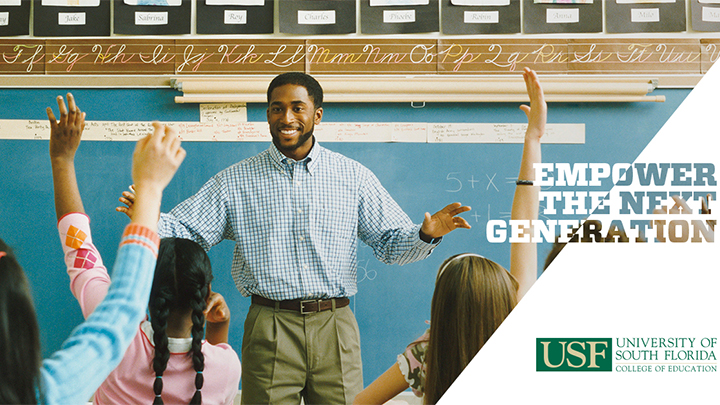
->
[352,363,409,405]
[41,123,185,405]
[48,93,85,219]
[49,94,111,317]
[130,123,185,232]
[510,68,546,302]
[204,291,231,345]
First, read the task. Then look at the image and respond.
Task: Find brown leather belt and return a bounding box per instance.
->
[252,295,350,314]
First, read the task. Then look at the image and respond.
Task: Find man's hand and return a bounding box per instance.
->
[116,186,136,219]
[420,202,471,241]
[48,93,85,163]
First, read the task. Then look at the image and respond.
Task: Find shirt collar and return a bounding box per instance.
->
[141,320,193,354]
[267,139,323,175]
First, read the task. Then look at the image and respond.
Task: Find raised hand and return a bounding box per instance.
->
[129,122,185,230]
[519,67,547,142]
[48,93,85,163]
[48,93,87,219]
[132,122,185,193]
[420,202,471,240]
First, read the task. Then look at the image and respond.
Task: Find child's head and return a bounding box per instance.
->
[149,238,213,405]
[424,253,518,404]
[0,239,41,405]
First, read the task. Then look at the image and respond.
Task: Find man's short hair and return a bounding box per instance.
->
[267,72,324,109]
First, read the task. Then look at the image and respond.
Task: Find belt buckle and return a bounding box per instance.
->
[300,299,319,314]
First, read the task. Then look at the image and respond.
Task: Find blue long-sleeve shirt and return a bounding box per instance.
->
[158,143,439,301]
[39,224,159,405]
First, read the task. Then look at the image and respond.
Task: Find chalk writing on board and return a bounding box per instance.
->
[356,259,377,284]
[306,43,438,66]
[2,44,44,73]
[486,173,498,192]
[0,39,712,75]
[705,43,720,63]
[446,172,462,193]
[439,42,567,73]
[446,172,502,193]
[571,43,701,65]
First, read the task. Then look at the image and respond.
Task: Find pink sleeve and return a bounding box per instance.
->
[58,212,111,318]
[396,330,429,398]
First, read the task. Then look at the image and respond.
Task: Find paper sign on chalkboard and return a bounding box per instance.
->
[33,0,109,36]
[199,103,247,123]
[0,0,28,36]
[114,0,190,34]
[428,123,584,143]
[523,0,602,33]
[0,119,584,144]
[280,0,355,34]
[197,0,273,33]
[206,0,265,4]
[42,0,99,5]
[443,0,519,34]
[124,0,182,5]
[692,0,720,31]
[362,0,439,33]
[606,0,686,32]
[451,0,510,5]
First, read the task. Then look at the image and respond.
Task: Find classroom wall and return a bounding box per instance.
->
[0,87,690,389]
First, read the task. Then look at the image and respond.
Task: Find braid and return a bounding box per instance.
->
[150,295,171,405]
[189,286,207,405]
[152,238,213,405]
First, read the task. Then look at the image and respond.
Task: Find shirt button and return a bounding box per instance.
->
[297,209,302,214]
[299,235,305,241]
[303,265,309,270]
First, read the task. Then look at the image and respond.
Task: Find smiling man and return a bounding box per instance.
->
[118,72,471,405]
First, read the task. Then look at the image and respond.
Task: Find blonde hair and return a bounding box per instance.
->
[423,254,518,404]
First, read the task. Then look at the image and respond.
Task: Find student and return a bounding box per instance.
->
[117,72,472,404]
[0,100,184,404]
[353,68,546,405]
[48,94,241,405]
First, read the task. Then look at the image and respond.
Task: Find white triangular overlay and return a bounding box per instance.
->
[440,64,720,403]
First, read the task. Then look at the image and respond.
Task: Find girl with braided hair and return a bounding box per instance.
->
[0,96,184,404]
[49,94,241,405]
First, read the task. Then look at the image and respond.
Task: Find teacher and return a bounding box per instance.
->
[118,72,470,405]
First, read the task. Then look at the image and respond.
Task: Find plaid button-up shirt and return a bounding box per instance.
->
[158,142,438,301]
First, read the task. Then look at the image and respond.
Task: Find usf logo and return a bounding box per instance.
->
[537,338,612,371]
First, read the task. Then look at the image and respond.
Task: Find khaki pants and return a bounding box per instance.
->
[240,303,363,405]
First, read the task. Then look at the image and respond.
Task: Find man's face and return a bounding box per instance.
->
[266,84,323,160]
